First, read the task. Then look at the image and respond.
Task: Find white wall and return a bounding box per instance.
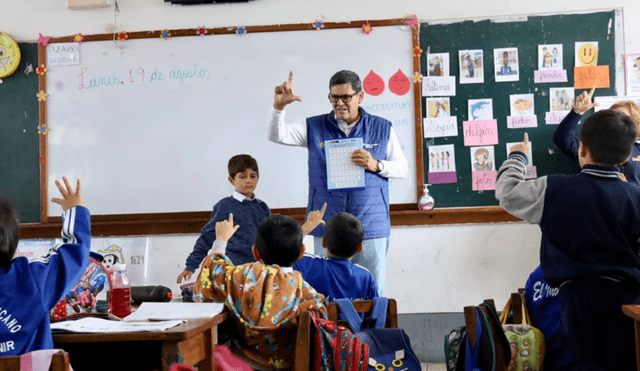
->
[6,0,639,314]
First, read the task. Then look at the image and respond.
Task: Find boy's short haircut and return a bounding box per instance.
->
[580,109,638,165]
[325,212,364,258]
[0,197,20,269]
[254,215,303,267]
[329,70,362,93]
[228,154,259,178]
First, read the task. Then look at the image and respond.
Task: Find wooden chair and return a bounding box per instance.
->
[326,298,398,330]
[0,350,70,371]
[293,310,312,371]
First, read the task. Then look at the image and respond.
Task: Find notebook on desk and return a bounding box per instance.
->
[123,302,225,322]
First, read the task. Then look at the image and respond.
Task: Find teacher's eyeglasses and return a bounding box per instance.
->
[328,92,360,103]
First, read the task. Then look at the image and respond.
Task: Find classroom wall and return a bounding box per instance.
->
[5,0,639,362]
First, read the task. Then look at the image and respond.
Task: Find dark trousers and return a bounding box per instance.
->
[560,277,640,371]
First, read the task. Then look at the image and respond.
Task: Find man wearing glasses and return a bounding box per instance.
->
[268,70,407,295]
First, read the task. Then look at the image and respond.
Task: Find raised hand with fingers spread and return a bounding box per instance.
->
[273,71,303,110]
[50,176,84,212]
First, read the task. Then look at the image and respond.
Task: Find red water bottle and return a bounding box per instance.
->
[109,263,132,318]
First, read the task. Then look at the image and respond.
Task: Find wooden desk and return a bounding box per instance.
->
[53,313,229,371]
[622,305,640,371]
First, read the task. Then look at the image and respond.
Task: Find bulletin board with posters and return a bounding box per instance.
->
[419,9,622,208]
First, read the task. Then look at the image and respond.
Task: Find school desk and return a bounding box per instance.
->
[622,304,640,371]
[52,313,229,371]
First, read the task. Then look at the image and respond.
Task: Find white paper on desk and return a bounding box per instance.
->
[123,302,224,322]
[50,317,182,333]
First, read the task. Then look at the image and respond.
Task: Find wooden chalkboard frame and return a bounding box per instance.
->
[22,18,437,238]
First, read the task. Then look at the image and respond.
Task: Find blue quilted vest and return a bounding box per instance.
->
[306,108,391,239]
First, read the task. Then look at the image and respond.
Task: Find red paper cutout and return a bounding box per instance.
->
[363,70,385,96]
[37,33,51,47]
[389,69,410,96]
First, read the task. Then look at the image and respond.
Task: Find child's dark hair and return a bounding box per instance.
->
[254,215,303,267]
[0,197,20,269]
[580,109,638,165]
[329,70,362,93]
[228,154,259,178]
[324,212,364,258]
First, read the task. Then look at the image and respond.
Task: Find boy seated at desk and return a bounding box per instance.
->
[0,177,90,355]
[193,209,327,370]
[496,110,640,371]
[294,211,378,301]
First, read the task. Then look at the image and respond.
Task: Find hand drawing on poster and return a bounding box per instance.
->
[428,53,449,77]
[427,144,457,184]
[494,47,519,82]
[459,49,484,84]
[92,237,150,285]
[470,146,495,171]
[468,98,493,120]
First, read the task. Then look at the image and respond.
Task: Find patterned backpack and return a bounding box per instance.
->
[309,311,369,371]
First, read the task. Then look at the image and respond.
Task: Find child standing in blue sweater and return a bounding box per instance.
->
[176,154,270,283]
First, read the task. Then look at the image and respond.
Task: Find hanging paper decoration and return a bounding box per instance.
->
[313,20,324,30]
[37,90,48,102]
[197,27,207,36]
[37,33,51,47]
[413,46,423,58]
[37,125,48,136]
[36,64,47,76]
[73,33,84,44]
[236,27,247,36]
[404,15,419,30]
[413,72,423,83]
[362,23,373,35]
[363,70,385,96]
[116,31,128,42]
[39,156,45,163]
[0,33,21,79]
[389,69,411,96]
[160,30,171,40]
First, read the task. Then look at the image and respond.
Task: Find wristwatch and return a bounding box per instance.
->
[375,160,384,173]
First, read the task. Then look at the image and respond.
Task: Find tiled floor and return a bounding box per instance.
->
[422,363,447,371]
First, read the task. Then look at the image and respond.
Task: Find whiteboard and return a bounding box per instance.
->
[45,24,417,216]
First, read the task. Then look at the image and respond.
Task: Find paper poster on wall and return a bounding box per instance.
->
[494,47,519,82]
[507,94,537,128]
[538,44,563,70]
[463,119,499,146]
[91,237,150,286]
[470,146,495,171]
[575,41,599,67]
[574,65,610,89]
[471,170,497,191]
[594,96,640,111]
[47,43,80,67]
[506,141,537,179]
[549,87,575,112]
[468,98,493,120]
[423,116,458,138]
[422,76,456,96]
[427,53,449,76]
[459,49,484,84]
[545,111,570,125]
[362,70,386,96]
[15,239,56,259]
[625,53,640,96]
[427,144,457,184]
[427,98,450,118]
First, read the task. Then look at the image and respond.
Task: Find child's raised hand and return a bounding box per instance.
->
[508,133,530,155]
[215,213,240,243]
[574,85,598,115]
[302,203,327,236]
[50,176,84,212]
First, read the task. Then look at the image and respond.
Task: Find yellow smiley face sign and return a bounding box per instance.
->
[0,32,21,78]
[578,43,598,66]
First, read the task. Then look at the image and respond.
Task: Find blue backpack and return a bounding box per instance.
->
[335,297,421,371]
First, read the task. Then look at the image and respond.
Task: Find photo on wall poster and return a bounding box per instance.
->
[427,53,449,77]
[549,87,575,112]
[428,144,456,173]
[459,49,484,84]
[427,97,450,118]
[494,47,519,82]
[538,44,564,70]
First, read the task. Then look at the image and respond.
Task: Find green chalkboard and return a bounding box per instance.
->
[420,10,618,207]
[0,43,40,223]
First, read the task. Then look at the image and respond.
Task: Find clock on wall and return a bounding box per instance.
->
[0,32,21,79]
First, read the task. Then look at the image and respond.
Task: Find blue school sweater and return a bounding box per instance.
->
[0,206,91,355]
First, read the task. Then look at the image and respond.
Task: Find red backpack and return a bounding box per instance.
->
[309,312,369,371]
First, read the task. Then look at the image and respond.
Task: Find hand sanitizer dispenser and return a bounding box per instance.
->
[419,184,435,210]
